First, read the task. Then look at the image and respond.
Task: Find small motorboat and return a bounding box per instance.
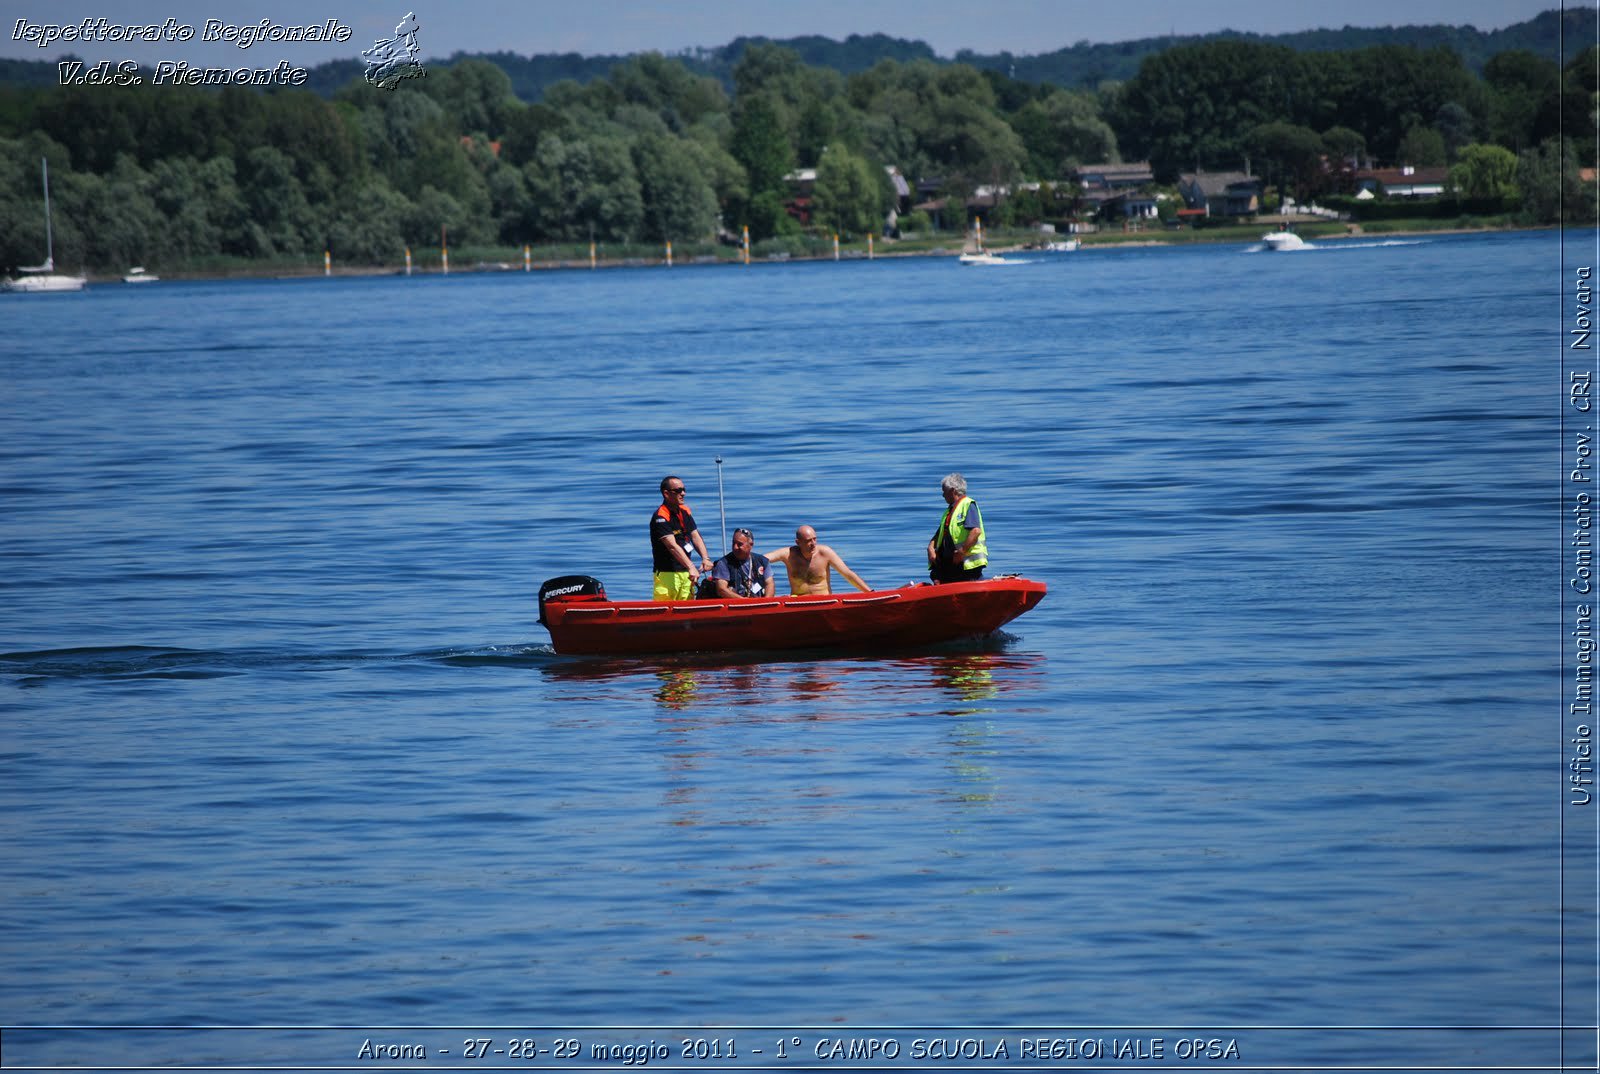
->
[537,574,1047,655]
[1261,229,1307,251]
[959,219,1010,265]
[122,267,158,283]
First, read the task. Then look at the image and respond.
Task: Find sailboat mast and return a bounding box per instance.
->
[41,158,53,266]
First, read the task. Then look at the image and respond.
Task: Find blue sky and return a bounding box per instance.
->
[0,1,1567,67]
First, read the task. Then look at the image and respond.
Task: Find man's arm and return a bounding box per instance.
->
[826,547,871,592]
[953,505,983,562]
[659,532,699,578]
[707,557,733,598]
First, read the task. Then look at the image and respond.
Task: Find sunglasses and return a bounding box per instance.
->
[667,487,687,495]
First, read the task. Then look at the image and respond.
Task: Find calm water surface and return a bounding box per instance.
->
[0,232,1575,1068]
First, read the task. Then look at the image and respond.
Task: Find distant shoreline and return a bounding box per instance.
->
[53,221,1544,285]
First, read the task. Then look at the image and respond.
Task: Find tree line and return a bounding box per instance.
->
[0,35,1593,272]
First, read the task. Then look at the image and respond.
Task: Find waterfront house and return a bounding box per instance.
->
[1354,166,1449,199]
[1178,171,1263,218]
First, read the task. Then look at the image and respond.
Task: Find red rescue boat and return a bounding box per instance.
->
[537,575,1047,656]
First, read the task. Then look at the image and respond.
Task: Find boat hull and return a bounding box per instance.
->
[1261,231,1306,251]
[541,577,1047,655]
[3,273,86,292]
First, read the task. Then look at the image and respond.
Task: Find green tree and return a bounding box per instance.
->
[928,93,1027,194]
[522,134,644,242]
[147,155,249,261]
[632,132,718,242]
[391,112,492,228]
[406,185,489,249]
[795,96,838,167]
[729,93,795,240]
[609,52,727,132]
[1321,126,1366,164]
[1007,183,1047,224]
[0,138,47,270]
[31,86,139,173]
[137,88,225,164]
[420,59,520,138]
[1433,101,1476,158]
[83,155,166,270]
[1483,49,1560,152]
[683,123,747,226]
[239,145,317,256]
[327,177,413,263]
[485,163,532,243]
[348,88,437,174]
[611,103,673,140]
[1246,122,1326,200]
[731,43,854,166]
[1517,137,1586,224]
[1396,126,1447,166]
[845,58,1027,200]
[1112,41,1309,179]
[259,90,362,196]
[1011,89,1118,178]
[497,103,568,167]
[855,82,922,176]
[1450,143,1519,200]
[1304,45,1483,165]
[811,143,886,235]
[730,93,796,198]
[1563,47,1599,165]
[731,43,813,122]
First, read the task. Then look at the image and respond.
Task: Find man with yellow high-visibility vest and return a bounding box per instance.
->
[927,472,988,583]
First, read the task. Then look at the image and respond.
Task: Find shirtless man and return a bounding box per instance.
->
[766,525,871,595]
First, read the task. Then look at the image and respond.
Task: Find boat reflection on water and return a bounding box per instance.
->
[572,645,1053,829]
[914,652,1048,808]
[649,658,853,712]
[908,653,1000,711]
[653,667,700,710]
[540,639,1045,716]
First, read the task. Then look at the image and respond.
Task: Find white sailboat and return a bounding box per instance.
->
[4,159,87,293]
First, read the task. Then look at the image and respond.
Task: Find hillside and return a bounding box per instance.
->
[964,7,1598,87]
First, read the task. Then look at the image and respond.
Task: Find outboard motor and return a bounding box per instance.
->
[538,575,606,626]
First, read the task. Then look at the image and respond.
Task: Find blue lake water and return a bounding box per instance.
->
[0,231,1587,1070]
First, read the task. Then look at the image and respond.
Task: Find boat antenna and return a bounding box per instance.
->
[714,455,727,556]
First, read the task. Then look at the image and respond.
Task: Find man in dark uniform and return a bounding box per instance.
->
[650,475,712,601]
[709,527,775,599]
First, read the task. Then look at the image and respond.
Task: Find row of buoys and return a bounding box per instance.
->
[319,230,882,277]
